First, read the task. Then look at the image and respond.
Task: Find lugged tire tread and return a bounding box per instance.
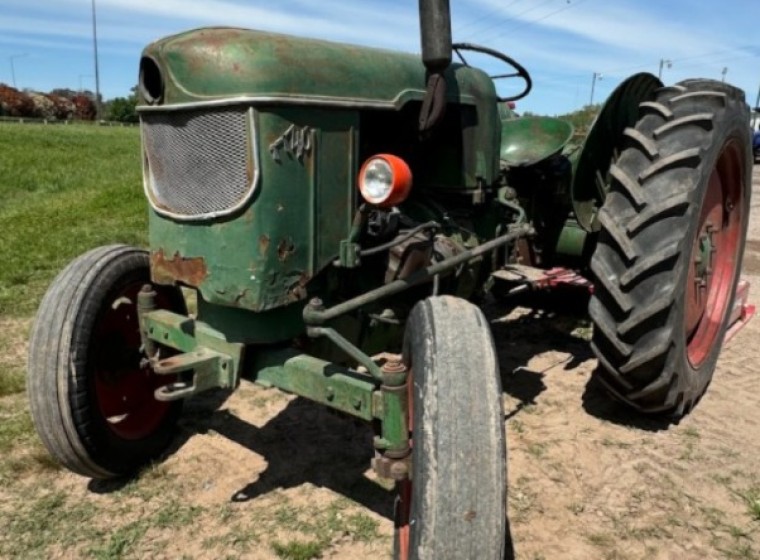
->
[653,112,714,138]
[609,163,648,208]
[588,79,751,414]
[623,127,659,159]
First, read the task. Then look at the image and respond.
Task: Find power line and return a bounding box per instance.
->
[455,0,523,36]
[476,0,590,46]
[460,0,556,42]
[507,0,590,33]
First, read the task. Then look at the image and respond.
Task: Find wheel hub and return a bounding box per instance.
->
[694,224,715,288]
[685,142,744,368]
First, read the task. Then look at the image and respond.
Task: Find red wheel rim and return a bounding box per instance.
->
[396,369,414,560]
[92,281,175,440]
[685,140,744,367]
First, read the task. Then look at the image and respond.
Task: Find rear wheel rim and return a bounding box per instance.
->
[685,140,744,367]
[92,281,174,440]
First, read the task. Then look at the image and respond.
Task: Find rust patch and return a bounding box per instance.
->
[277,238,296,262]
[151,249,208,287]
[287,271,311,301]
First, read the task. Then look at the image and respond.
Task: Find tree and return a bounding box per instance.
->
[556,104,602,136]
[106,86,138,123]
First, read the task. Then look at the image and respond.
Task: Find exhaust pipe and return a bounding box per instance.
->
[419,0,452,73]
[418,0,452,133]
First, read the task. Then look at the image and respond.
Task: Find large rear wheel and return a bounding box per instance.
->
[27,245,186,478]
[394,296,506,559]
[589,80,752,415]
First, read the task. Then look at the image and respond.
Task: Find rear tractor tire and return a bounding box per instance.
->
[27,245,186,478]
[394,296,507,560]
[589,80,752,415]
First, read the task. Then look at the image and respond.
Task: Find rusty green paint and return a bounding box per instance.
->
[151,249,208,287]
[139,27,500,188]
[142,308,245,390]
[148,108,358,314]
[499,116,573,167]
[196,297,306,344]
[375,382,409,455]
[144,28,503,316]
[141,27,494,110]
[252,347,378,422]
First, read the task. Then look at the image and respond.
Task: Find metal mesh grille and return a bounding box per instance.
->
[141,108,254,218]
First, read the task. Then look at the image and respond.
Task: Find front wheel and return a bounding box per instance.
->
[394,296,506,560]
[27,245,186,478]
[589,80,752,415]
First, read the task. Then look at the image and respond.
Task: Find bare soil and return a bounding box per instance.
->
[4,171,760,560]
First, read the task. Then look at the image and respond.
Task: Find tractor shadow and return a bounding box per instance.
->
[89,388,393,515]
[485,302,594,416]
[484,300,676,432]
[88,382,517,557]
[175,392,517,557]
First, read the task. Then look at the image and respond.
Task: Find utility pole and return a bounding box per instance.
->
[590,72,602,106]
[91,0,102,120]
[658,58,672,80]
[721,67,728,83]
[9,53,28,88]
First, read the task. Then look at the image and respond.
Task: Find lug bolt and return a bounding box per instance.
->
[390,461,409,480]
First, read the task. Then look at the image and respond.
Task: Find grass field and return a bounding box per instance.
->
[0,122,146,318]
[0,123,145,399]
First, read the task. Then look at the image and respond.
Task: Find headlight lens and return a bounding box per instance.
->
[358,154,412,207]
[361,159,393,202]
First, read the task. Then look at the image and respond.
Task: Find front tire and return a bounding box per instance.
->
[589,80,752,415]
[394,296,506,560]
[27,245,186,478]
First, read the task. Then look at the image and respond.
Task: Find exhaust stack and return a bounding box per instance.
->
[418,0,452,133]
[419,0,452,72]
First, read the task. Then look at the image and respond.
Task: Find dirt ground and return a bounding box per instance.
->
[6,169,760,560]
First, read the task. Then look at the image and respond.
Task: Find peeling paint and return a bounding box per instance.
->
[151,249,209,287]
[277,238,296,262]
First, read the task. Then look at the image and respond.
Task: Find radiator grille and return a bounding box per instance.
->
[141,108,256,219]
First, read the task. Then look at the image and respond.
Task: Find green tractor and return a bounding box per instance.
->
[27,1,753,558]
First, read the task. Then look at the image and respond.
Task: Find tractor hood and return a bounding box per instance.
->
[138,27,495,108]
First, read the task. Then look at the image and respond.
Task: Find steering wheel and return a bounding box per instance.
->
[452,42,532,102]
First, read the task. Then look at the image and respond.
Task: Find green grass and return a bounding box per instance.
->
[0,123,146,317]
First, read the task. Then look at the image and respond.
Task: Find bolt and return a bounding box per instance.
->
[390,461,409,480]
[326,387,335,401]
[309,297,324,309]
[352,396,362,410]
[382,360,406,374]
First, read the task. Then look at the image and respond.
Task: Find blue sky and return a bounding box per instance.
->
[1,0,758,115]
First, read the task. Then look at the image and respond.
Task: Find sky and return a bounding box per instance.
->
[1,0,758,115]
